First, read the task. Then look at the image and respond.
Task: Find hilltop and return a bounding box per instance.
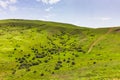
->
[0,19,120,80]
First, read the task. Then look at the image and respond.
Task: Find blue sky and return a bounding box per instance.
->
[0,0,120,28]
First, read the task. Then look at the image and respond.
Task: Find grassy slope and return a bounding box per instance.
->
[0,19,120,80]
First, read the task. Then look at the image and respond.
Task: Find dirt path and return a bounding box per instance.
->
[87,28,113,53]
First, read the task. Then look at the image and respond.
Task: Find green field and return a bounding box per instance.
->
[0,19,120,80]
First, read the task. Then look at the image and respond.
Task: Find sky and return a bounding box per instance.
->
[0,0,120,28]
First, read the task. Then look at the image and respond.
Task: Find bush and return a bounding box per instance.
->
[18,63,30,69]
[71,62,75,65]
[63,59,66,62]
[44,60,48,63]
[38,60,42,63]
[52,72,54,74]
[93,62,96,64]
[32,62,39,66]
[66,60,70,63]
[32,57,35,60]
[40,73,44,76]
[12,70,16,74]
[75,54,79,57]
[14,48,17,51]
[54,66,60,70]
[57,60,62,64]
[35,53,46,58]
[26,68,31,72]
[28,54,31,57]
[33,71,37,73]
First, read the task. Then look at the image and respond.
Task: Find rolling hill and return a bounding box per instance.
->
[0,19,120,80]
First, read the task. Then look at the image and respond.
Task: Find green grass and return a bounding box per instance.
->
[0,19,120,80]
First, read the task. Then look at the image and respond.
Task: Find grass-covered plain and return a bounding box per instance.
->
[0,19,120,80]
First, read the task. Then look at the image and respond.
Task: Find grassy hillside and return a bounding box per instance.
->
[0,19,120,80]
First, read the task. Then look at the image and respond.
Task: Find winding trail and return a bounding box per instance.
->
[87,28,113,53]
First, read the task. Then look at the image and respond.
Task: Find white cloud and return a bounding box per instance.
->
[100,17,112,21]
[0,1,8,8]
[36,0,61,5]
[44,13,55,20]
[10,0,17,3]
[45,6,53,12]
[95,17,112,21]
[9,6,17,11]
[0,8,7,14]
[0,0,17,10]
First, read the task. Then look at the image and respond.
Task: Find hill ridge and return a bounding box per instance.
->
[0,19,120,80]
